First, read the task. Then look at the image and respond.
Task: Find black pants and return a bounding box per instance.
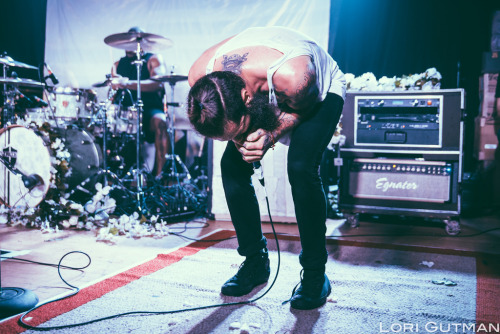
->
[221,93,344,271]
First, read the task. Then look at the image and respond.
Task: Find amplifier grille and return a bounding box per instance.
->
[348,160,451,203]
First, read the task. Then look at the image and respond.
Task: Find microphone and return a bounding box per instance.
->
[33,96,48,107]
[253,161,265,186]
[14,88,47,107]
[22,174,43,189]
[16,91,33,104]
[44,63,59,85]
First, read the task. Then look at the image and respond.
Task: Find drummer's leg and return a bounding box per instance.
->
[149,111,169,177]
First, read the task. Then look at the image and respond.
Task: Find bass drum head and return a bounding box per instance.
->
[0,126,51,208]
[54,128,102,190]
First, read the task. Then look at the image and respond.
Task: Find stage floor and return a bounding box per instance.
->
[1,212,500,311]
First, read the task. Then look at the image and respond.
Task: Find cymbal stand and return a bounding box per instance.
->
[132,40,145,210]
[162,67,190,184]
[1,61,15,128]
[89,87,116,185]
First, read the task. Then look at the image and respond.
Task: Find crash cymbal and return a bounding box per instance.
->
[0,56,38,70]
[104,31,173,52]
[0,77,43,88]
[151,74,188,84]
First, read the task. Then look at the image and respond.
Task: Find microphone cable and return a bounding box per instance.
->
[18,162,280,331]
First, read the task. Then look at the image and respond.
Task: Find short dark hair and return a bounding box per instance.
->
[187,71,246,138]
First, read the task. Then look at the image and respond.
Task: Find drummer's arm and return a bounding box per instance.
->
[112,55,165,92]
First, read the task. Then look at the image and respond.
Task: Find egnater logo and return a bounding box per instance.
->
[375,177,418,192]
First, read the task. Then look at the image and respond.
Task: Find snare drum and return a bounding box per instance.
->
[108,104,139,135]
[0,125,51,208]
[49,87,97,120]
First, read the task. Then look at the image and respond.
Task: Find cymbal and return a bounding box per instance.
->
[0,77,43,88]
[0,56,38,70]
[104,31,173,52]
[92,79,112,87]
[151,74,188,84]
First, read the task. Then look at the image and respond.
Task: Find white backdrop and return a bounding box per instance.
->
[45,0,331,220]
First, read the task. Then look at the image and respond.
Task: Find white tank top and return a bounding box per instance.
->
[206,26,346,144]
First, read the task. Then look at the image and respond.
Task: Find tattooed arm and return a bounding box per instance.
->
[267,56,318,140]
[238,57,319,163]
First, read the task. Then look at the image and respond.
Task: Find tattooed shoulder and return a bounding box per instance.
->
[293,66,316,102]
[221,52,249,73]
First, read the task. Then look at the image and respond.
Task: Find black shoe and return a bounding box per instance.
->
[286,270,331,310]
[221,249,270,297]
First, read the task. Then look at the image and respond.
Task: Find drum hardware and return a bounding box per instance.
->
[104,30,172,213]
[0,77,44,88]
[85,86,121,186]
[48,87,97,121]
[0,152,43,190]
[152,69,191,183]
[0,126,52,208]
[0,53,38,70]
[103,31,173,53]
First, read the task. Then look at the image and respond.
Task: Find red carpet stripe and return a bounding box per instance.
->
[0,229,234,334]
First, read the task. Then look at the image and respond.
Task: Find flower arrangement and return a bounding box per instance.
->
[345,67,442,92]
[0,118,173,241]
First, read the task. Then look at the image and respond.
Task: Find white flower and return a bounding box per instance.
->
[62,220,71,228]
[51,138,62,149]
[361,72,377,82]
[69,216,79,226]
[101,186,111,196]
[425,67,442,80]
[69,203,84,212]
[344,73,355,84]
[93,193,104,203]
[102,197,116,214]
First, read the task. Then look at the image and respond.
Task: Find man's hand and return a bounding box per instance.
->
[234,129,274,163]
[111,76,129,90]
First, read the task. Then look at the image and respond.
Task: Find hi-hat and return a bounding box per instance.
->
[0,56,38,70]
[104,31,173,52]
[92,78,112,87]
[151,74,188,85]
[0,77,43,88]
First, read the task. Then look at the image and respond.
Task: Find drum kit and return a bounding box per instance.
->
[0,30,198,216]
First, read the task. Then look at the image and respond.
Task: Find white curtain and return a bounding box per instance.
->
[45,0,331,220]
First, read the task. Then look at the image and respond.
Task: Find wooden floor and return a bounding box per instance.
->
[1,210,500,319]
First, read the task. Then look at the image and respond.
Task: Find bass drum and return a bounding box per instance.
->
[54,128,103,190]
[0,126,51,208]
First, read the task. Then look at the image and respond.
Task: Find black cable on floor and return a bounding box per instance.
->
[0,256,90,271]
[18,187,280,331]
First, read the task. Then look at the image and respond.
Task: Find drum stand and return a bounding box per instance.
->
[130,41,147,212]
[161,70,191,183]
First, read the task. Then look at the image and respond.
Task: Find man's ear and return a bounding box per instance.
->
[241,88,251,106]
